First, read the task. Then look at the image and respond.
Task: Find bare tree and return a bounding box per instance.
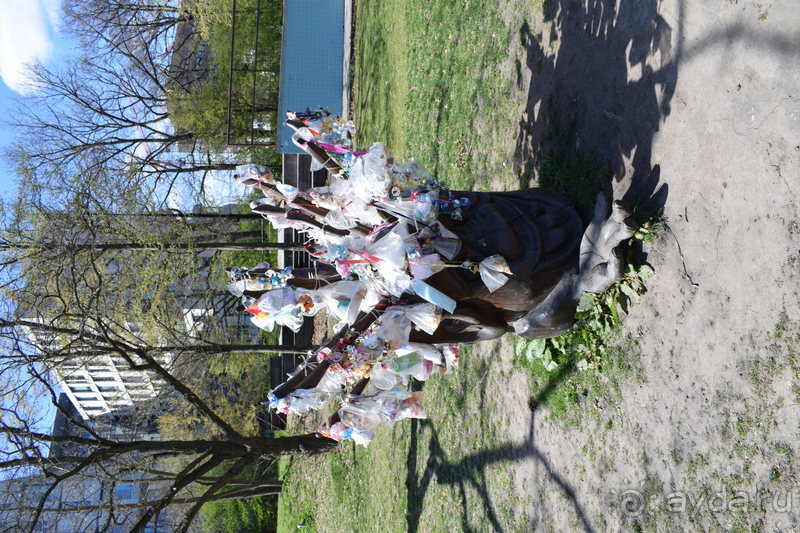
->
[1,16,235,203]
[62,0,192,56]
[0,281,334,533]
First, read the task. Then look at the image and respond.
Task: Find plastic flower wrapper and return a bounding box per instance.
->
[347,142,393,202]
[290,128,318,167]
[252,260,272,272]
[349,428,374,447]
[276,182,300,203]
[390,354,436,384]
[477,255,513,293]
[250,305,304,333]
[234,164,274,185]
[375,309,412,344]
[374,198,419,222]
[356,281,383,314]
[274,305,304,333]
[394,391,427,423]
[339,401,383,432]
[372,388,427,427]
[431,222,463,260]
[295,288,326,316]
[376,262,414,298]
[320,422,373,447]
[250,313,277,332]
[399,342,444,364]
[328,172,359,203]
[436,344,461,374]
[408,254,445,281]
[323,207,357,230]
[258,213,293,230]
[249,196,278,211]
[241,296,261,315]
[389,348,423,374]
[318,281,363,324]
[318,366,348,395]
[308,187,340,211]
[257,287,296,313]
[393,303,442,335]
[226,280,247,298]
[343,197,383,227]
[391,158,429,182]
[400,358,436,383]
[414,191,439,224]
[285,388,327,415]
[365,229,406,269]
[370,363,401,390]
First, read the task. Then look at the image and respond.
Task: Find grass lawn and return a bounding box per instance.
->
[351,0,527,192]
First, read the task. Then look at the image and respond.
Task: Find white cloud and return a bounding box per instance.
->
[42,0,63,31]
[0,0,55,95]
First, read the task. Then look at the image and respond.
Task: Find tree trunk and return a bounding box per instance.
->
[247,433,339,459]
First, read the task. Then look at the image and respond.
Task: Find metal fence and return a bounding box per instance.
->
[226,0,279,147]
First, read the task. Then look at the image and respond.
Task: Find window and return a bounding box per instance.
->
[69,386,92,393]
[74,395,99,401]
[116,484,132,502]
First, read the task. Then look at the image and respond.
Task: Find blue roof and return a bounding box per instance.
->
[277,0,346,153]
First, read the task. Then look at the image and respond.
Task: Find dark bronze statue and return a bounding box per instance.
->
[246,132,637,343]
[244,186,635,343]
[410,189,636,343]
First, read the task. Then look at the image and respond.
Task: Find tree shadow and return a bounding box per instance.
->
[406,364,596,533]
[515,0,684,215]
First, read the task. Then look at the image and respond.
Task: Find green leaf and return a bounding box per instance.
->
[638,264,655,279]
[542,346,552,365]
[577,292,597,312]
[609,300,619,325]
[576,359,589,371]
[617,293,630,314]
[515,338,528,356]
[619,282,638,299]
[525,338,546,361]
[604,291,616,309]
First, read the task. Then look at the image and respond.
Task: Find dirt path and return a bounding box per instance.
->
[497,0,800,531]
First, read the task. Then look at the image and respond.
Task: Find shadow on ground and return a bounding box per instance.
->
[515,0,684,216]
[406,364,595,533]
[404,2,685,531]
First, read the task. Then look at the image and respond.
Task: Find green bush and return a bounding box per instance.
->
[201,495,277,533]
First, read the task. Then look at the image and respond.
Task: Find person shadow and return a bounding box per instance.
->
[405,364,597,533]
[514,0,684,219]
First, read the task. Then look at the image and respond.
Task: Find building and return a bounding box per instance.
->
[0,396,170,532]
[0,471,169,533]
[56,348,171,422]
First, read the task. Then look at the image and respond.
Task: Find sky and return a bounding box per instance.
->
[0,1,249,208]
[0,0,71,434]
[0,0,72,199]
